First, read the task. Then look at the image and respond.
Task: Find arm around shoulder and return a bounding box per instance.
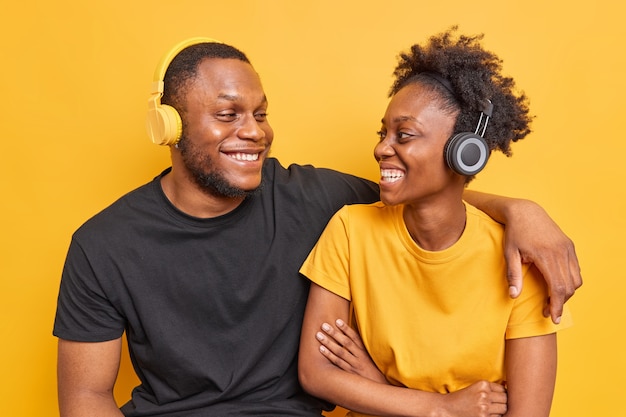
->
[57,337,125,417]
[463,189,582,323]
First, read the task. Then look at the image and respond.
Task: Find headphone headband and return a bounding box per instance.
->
[420,71,455,97]
[146,36,222,146]
[151,36,222,94]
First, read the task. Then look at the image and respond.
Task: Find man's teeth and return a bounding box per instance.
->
[381,169,404,183]
[229,152,259,161]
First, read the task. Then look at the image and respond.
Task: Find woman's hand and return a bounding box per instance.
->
[315,319,387,384]
[316,323,508,417]
[313,316,508,417]
[441,380,508,417]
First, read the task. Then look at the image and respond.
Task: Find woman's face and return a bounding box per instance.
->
[374,83,462,207]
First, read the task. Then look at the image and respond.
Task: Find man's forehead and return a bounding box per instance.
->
[171,58,264,106]
[195,59,257,83]
[186,78,268,107]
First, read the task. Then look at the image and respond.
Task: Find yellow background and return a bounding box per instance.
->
[1,0,623,415]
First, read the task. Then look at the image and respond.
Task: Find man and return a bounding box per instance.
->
[54,39,581,416]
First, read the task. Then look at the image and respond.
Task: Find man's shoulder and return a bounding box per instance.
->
[264,157,353,179]
[264,157,378,197]
[73,175,161,239]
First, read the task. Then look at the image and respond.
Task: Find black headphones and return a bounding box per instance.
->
[444,100,493,176]
[421,72,493,176]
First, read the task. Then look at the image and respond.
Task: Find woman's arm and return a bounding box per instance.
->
[58,338,125,417]
[298,283,507,417]
[463,190,582,323]
[315,317,388,384]
[503,334,558,417]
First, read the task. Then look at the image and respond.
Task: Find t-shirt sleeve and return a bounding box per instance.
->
[286,163,379,210]
[299,208,352,301]
[506,265,573,339]
[53,237,125,342]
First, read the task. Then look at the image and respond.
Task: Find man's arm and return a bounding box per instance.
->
[58,337,124,417]
[463,190,582,323]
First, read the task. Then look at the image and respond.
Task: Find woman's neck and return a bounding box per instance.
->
[402,198,467,251]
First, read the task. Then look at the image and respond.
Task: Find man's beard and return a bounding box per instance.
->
[178,136,260,199]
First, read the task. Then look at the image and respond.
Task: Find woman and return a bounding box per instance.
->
[298,28,571,417]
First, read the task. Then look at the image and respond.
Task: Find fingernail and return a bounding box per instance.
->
[320,346,327,353]
[336,319,345,327]
[509,286,519,297]
[555,316,561,324]
[316,332,325,341]
[321,323,331,332]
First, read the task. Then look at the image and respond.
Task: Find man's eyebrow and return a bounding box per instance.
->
[216,93,268,104]
[217,93,239,101]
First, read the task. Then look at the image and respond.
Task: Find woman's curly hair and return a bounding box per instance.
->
[389,26,533,157]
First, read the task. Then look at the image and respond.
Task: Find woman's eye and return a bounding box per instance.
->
[376,130,386,141]
[397,132,413,141]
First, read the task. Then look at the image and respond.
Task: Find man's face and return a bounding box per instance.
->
[176,58,274,198]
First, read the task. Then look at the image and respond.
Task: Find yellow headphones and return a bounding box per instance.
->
[146,37,221,146]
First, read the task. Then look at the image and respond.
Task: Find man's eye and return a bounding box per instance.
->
[397,132,413,141]
[376,130,386,140]
[255,113,268,122]
[217,113,237,120]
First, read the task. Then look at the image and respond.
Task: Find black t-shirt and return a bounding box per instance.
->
[54,158,379,416]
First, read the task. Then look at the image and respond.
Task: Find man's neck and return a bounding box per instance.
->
[160,170,245,218]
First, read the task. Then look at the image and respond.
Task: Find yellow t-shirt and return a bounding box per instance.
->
[300,202,571,398]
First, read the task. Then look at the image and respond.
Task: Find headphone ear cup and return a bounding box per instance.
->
[444,132,490,176]
[146,104,183,146]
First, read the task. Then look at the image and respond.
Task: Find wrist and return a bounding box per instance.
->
[429,393,449,417]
